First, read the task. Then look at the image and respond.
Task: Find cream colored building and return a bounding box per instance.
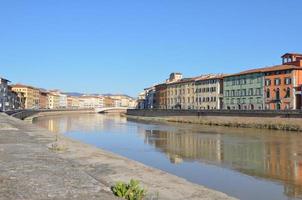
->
[67,96,80,109]
[11,84,40,109]
[166,78,196,109]
[78,96,103,109]
[48,92,60,109]
[194,74,224,110]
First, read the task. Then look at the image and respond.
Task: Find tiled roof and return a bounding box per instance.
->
[11,84,37,89]
[195,74,225,81]
[282,53,302,57]
[224,65,302,77]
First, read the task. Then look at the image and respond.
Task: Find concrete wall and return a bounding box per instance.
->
[5,109,94,120]
[127,109,302,118]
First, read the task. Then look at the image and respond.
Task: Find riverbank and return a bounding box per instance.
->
[24,110,95,122]
[125,114,302,132]
[0,112,236,200]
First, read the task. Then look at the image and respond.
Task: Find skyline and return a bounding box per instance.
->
[1,0,302,96]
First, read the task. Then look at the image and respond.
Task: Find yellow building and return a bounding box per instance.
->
[11,84,40,109]
[166,78,196,109]
[48,92,60,109]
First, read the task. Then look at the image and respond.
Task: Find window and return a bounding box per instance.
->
[265,79,271,86]
[274,78,281,86]
[226,90,229,97]
[248,88,254,96]
[285,78,292,85]
[285,88,291,98]
[266,89,270,98]
[237,89,241,96]
[242,89,246,96]
[275,89,280,100]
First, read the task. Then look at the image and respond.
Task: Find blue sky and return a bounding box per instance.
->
[1,0,301,96]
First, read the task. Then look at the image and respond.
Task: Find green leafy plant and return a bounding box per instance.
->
[111,179,146,200]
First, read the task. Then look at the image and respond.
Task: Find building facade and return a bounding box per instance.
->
[39,90,49,109]
[144,86,156,109]
[67,96,80,109]
[0,77,10,111]
[154,83,167,109]
[12,84,40,109]
[194,74,224,110]
[166,78,196,109]
[48,92,60,109]
[223,71,264,110]
[263,54,302,110]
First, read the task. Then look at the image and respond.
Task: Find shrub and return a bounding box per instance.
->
[111,179,146,200]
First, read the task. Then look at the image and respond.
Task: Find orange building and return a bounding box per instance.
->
[39,90,49,109]
[264,53,302,110]
[104,96,114,107]
[154,83,167,109]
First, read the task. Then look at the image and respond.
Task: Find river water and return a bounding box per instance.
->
[33,113,302,200]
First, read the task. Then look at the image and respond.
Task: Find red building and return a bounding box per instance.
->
[264,53,302,110]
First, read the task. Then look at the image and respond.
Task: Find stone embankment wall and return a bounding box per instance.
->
[127,109,302,118]
[5,109,94,120]
[126,109,302,131]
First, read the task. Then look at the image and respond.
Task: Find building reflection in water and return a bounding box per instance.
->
[34,114,128,134]
[143,128,302,199]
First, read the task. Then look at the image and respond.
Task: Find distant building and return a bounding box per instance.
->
[166,72,183,83]
[0,77,10,111]
[67,96,80,109]
[195,74,224,110]
[48,92,60,109]
[136,92,146,109]
[144,86,156,109]
[39,90,49,109]
[11,84,40,109]
[104,96,114,107]
[49,90,67,108]
[6,86,21,110]
[154,83,167,109]
[166,78,196,109]
[78,95,103,109]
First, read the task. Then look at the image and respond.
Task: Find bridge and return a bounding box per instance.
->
[94,107,129,113]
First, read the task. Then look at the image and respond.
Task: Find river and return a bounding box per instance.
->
[33,113,302,200]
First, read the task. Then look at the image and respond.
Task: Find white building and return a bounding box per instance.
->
[78,96,104,109]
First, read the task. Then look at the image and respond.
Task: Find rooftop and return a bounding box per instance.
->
[224,64,302,77]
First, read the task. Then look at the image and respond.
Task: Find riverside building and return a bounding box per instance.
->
[12,84,40,109]
[194,74,224,110]
[166,78,196,109]
[263,53,302,110]
[154,83,167,109]
[0,77,10,111]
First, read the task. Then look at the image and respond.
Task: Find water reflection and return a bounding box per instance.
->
[33,114,302,200]
[144,127,302,198]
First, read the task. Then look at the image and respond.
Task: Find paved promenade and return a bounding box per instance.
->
[0,113,236,200]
